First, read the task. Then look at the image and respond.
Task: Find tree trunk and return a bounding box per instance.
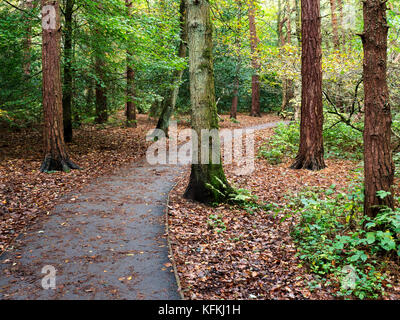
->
[329,0,340,50]
[294,0,301,45]
[230,0,243,120]
[23,0,35,76]
[362,0,394,217]
[62,0,74,142]
[184,0,233,204]
[247,0,261,117]
[337,0,345,48]
[125,0,137,128]
[291,0,325,170]
[95,56,108,124]
[156,0,188,135]
[230,70,240,119]
[280,0,294,113]
[40,0,79,172]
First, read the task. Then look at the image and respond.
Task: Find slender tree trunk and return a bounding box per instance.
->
[329,0,344,111]
[95,56,108,124]
[337,0,345,48]
[277,0,282,46]
[40,0,79,172]
[329,0,340,50]
[230,67,240,119]
[125,0,137,128]
[230,0,243,120]
[361,0,394,217]
[291,0,325,170]
[286,9,294,104]
[23,0,35,76]
[126,64,137,127]
[156,0,188,135]
[247,0,261,117]
[280,0,294,113]
[62,0,74,142]
[184,0,233,203]
[294,0,301,45]
[86,79,94,114]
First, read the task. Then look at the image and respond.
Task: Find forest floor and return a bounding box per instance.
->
[168,125,400,300]
[0,112,275,254]
[0,112,278,299]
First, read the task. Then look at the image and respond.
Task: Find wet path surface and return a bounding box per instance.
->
[0,121,286,300]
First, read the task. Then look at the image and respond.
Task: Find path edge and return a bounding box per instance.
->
[165,178,186,300]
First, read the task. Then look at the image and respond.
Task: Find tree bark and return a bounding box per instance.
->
[294,0,301,45]
[62,0,74,142]
[22,0,35,76]
[280,0,294,113]
[291,0,325,170]
[337,0,345,48]
[184,0,233,204]
[125,0,137,128]
[362,0,394,217]
[230,68,240,119]
[230,0,243,120]
[329,0,340,50]
[247,0,261,117]
[156,0,188,135]
[40,0,79,172]
[95,56,108,124]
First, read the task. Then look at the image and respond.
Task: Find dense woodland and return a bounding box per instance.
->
[1,0,400,300]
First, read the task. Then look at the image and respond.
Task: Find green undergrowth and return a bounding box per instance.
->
[259,116,363,165]
[280,177,400,299]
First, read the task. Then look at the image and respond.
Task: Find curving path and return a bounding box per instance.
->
[0,120,286,300]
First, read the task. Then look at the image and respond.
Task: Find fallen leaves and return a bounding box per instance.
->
[168,126,357,300]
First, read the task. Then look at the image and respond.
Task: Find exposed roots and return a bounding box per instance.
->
[183,165,233,204]
[40,155,81,173]
[290,154,326,171]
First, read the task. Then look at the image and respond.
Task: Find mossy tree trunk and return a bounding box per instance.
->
[40,0,79,173]
[156,0,188,136]
[361,0,394,217]
[184,0,233,204]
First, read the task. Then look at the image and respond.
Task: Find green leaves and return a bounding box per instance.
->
[287,179,400,299]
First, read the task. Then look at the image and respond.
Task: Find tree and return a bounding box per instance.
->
[247,0,261,117]
[62,0,75,142]
[361,0,394,217]
[184,0,233,203]
[156,0,188,135]
[40,0,79,172]
[329,0,340,50]
[93,3,108,125]
[94,54,108,124]
[230,0,243,120]
[290,0,325,170]
[279,0,295,114]
[126,0,137,128]
[22,0,35,76]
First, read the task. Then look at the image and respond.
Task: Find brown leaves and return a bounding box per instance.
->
[0,114,157,254]
[168,125,356,300]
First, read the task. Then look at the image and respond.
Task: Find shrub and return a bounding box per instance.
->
[285,180,400,299]
[259,115,363,165]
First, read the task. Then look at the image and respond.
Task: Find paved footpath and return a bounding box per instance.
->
[0,121,285,300]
